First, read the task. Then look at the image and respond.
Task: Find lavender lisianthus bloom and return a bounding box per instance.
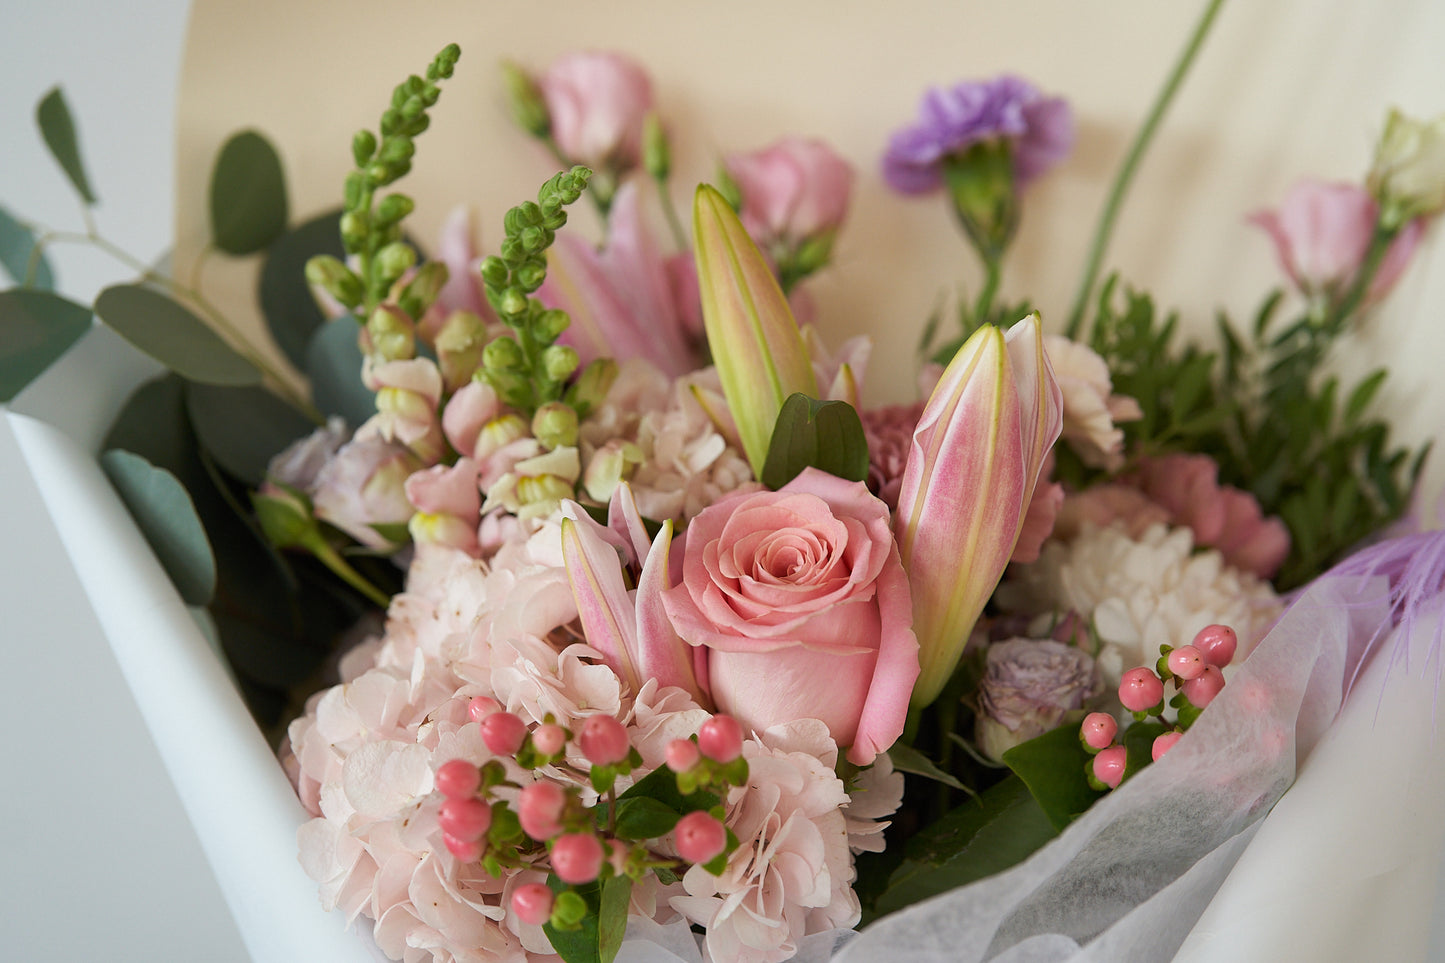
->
[883,75,1074,194]
[975,637,1096,761]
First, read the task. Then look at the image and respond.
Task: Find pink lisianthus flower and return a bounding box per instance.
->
[1250,179,1424,307]
[538,50,654,172]
[975,637,1096,761]
[660,467,920,765]
[724,136,854,250]
[311,437,422,549]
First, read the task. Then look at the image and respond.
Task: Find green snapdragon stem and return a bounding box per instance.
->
[1063,0,1228,340]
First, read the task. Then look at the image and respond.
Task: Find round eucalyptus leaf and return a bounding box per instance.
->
[258,209,344,370]
[210,130,289,255]
[0,204,55,289]
[36,87,96,205]
[101,449,217,606]
[0,289,91,401]
[186,381,316,485]
[306,315,375,427]
[94,283,261,385]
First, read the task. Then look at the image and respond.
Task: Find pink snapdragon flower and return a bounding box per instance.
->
[725,137,854,249]
[538,51,654,172]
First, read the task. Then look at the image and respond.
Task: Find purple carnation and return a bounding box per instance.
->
[882,75,1074,194]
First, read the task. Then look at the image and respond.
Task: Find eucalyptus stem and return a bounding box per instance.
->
[1064,0,1228,339]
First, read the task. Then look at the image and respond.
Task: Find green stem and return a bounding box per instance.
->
[974,254,1001,326]
[1064,0,1228,339]
[656,175,690,252]
[1326,225,1393,333]
[308,539,391,608]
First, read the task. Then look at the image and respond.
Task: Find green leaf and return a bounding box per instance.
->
[872,775,1056,917]
[619,761,720,814]
[36,87,96,205]
[543,878,604,963]
[258,209,347,370]
[306,315,374,427]
[1000,723,1103,832]
[760,393,869,490]
[598,874,632,963]
[101,449,217,605]
[1121,720,1170,777]
[209,130,289,256]
[614,796,681,840]
[887,741,968,793]
[1344,370,1388,425]
[0,204,55,288]
[0,289,91,401]
[94,284,261,385]
[185,381,315,485]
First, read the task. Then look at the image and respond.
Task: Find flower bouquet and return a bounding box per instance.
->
[7,2,1445,961]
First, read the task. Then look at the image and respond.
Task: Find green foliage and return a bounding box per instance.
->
[306,315,374,427]
[259,209,346,370]
[209,131,289,255]
[542,874,632,963]
[0,289,90,401]
[36,87,96,205]
[94,283,261,386]
[0,204,55,288]
[760,393,869,490]
[1001,723,1104,832]
[886,741,969,793]
[100,449,217,606]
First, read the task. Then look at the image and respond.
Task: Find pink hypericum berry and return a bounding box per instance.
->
[511,882,554,927]
[551,833,605,885]
[577,714,630,766]
[1118,667,1165,713]
[665,738,701,772]
[697,715,744,763]
[435,759,481,800]
[438,796,493,840]
[480,711,528,756]
[1152,730,1184,761]
[1092,745,1127,789]
[674,810,728,865]
[1182,665,1226,708]
[1080,712,1118,751]
[443,832,484,862]
[1166,644,1207,681]
[531,723,567,757]
[1192,624,1238,667]
[468,696,503,723]
[518,780,568,841]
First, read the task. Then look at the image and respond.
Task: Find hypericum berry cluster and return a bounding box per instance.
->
[1080,624,1239,790]
[434,699,749,934]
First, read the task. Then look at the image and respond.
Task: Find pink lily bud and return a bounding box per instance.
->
[665,738,701,773]
[895,314,1063,707]
[577,714,630,766]
[1119,667,1165,713]
[1182,665,1226,708]
[510,882,554,927]
[550,833,605,885]
[517,780,568,841]
[479,712,528,756]
[696,715,744,763]
[1192,624,1238,667]
[692,184,819,475]
[1080,712,1118,751]
[674,810,728,865]
[538,52,654,172]
[434,760,481,800]
[1092,745,1127,789]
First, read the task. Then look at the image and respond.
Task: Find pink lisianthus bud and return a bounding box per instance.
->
[538,51,653,172]
[311,437,422,550]
[1192,624,1238,668]
[511,882,555,927]
[666,738,702,772]
[975,638,1096,761]
[479,712,528,756]
[577,714,630,766]
[1118,667,1165,714]
[531,724,567,757]
[1152,730,1184,761]
[443,832,485,863]
[551,833,605,885]
[724,137,854,250]
[674,810,728,865]
[1092,744,1127,789]
[518,781,568,841]
[1166,645,1207,681]
[468,696,502,723]
[1182,665,1226,708]
[696,715,744,764]
[438,797,493,841]
[435,760,481,800]
[1080,712,1118,751]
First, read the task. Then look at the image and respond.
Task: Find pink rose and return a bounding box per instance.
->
[538,51,654,170]
[724,137,855,246]
[660,467,919,765]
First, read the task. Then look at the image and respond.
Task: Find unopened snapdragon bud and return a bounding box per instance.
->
[643,112,670,181]
[376,241,417,287]
[398,260,448,321]
[532,402,579,450]
[536,308,570,342]
[568,358,618,416]
[542,344,580,382]
[501,60,550,138]
[376,192,415,226]
[305,254,364,309]
[483,336,524,372]
[435,309,487,391]
[365,304,416,362]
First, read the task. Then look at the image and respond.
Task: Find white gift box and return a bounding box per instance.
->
[6,1,1445,960]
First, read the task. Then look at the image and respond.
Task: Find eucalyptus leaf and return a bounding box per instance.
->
[1001,723,1103,831]
[306,315,375,427]
[36,87,96,205]
[94,284,260,385]
[259,209,345,369]
[887,742,968,793]
[760,393,869,490]
[185,381,315,485]
[101,449,216,606]
[0,204,55,288]
[0,289,91,401]
[210,130,289,255]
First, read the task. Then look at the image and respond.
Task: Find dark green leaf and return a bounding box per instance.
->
[1121,720,1170,777]
[94,284,261,385]
[760,393,869,490]
[887,742,967,793]
[259,209,346,370]
[1001,723,1103,831]
[614,796,681,840]
[1344,370,1388,425]
[0,289,91,401]
[210,130,289,255]
[0,204,54,288]
[185,381,315,485]
[36,87,96,205]
[306,315,374,427]
[598,875,632,963]
[101,449,216,605]
[544,878,603,963]
[872,775,1056,917]
[619,762,719,814]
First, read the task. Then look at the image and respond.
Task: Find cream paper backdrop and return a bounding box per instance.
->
[176,0,1445,507]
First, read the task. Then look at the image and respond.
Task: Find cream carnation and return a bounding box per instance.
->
[1043,334,1141,471]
